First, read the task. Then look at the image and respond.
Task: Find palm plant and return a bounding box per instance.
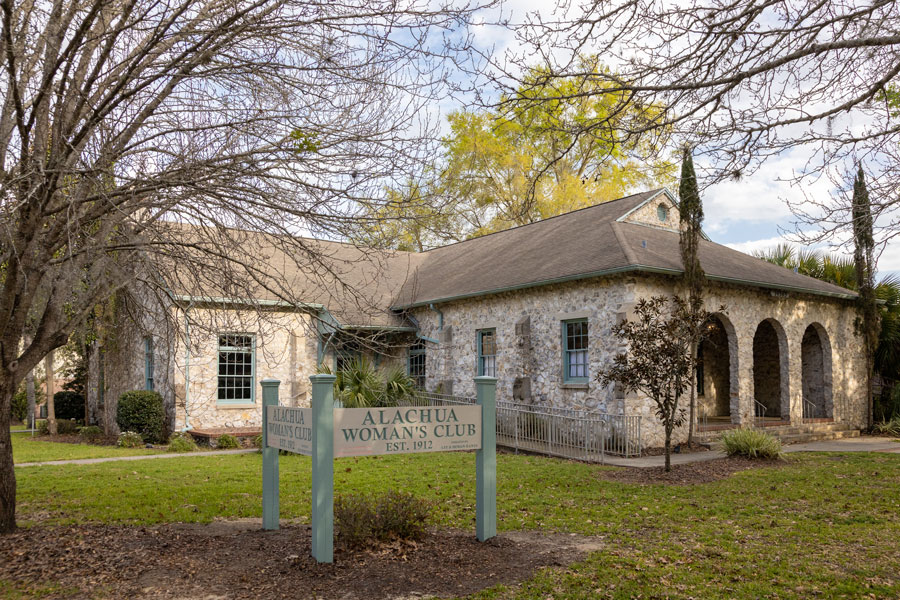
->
[382,364,417,406]
[317,356,416,408]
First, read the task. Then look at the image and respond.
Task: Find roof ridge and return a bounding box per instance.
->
[420,189,663,254]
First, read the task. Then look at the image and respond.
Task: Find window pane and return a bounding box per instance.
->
[564,320,588,380]
[218,335,254,402]
[478,329,497,377]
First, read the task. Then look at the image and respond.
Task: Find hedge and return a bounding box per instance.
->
[116,390,166,443]
[54,391,85,421]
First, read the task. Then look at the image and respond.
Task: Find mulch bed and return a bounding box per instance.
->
[598,456,789,485]
[0,522,603,599]
[640,442,710,456]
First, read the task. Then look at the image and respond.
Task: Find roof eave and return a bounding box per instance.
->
[392,265,857,309]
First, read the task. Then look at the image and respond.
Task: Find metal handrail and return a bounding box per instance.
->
[753,399,767,428]
[802,398,819,420]
[402,390,642,459]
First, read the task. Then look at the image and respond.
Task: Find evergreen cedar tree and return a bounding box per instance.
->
[678,148,706,444]
[852,166,879,428]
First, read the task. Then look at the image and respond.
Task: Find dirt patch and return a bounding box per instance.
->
[0,522,601,599]
[598,456,788,485]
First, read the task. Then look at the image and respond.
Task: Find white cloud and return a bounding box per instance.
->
[702,150,832,236]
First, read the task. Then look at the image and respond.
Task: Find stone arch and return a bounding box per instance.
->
[752,318,790,420]
[801,322,833,419]
[697,313,740,423]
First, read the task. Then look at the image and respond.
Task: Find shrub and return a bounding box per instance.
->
[117,431,144,448]
[336,357,384,408]
[79,426,104,442]
[116,390,166,443]
[374,490,430,541]
[216,434,240,449]
[11,388,27,423]
[382,365,416,407]
[54,391,85,421]
[252,434,263,449]
[39,419,79,435]
[168,432,198,453]
[873,416,900,436]
[334,490,431,549]
[720,428,783,459]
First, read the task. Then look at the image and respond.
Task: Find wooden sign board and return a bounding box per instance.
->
[266,405,482,458]
[266,406,312,455]
[333,405,481,457]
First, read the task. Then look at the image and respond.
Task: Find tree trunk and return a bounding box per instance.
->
[687,356,696,445]
[0,374,17,532]
[25,371,36,431]
[664,424,672,472]
[45,352,56,436]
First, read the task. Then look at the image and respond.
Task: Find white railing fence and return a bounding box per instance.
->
[399,390,641,460]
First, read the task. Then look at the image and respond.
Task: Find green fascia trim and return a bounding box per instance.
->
[392,265,857,310]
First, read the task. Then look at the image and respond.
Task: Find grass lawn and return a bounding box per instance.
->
[11,434,159,464]
[7,451,900,599]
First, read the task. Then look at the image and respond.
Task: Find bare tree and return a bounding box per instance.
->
[492,1,900,242]
[0,0,490,533]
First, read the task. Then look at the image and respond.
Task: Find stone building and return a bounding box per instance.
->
[94,189,867,448]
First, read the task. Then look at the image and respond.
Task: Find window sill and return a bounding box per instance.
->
[216,403,257,409]
[561,383,589,390]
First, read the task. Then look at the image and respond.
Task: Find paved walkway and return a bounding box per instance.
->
[601,436,900,469]
[15,448,257,468]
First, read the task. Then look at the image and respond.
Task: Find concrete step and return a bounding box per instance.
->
[779,429,861,445]
[697,422,859,444]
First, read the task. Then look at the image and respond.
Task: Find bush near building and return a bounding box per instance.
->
[53,391,85,422]
[116,391,166,443]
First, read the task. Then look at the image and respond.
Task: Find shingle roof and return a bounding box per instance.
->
[161,223,425,328]
[164,189,856,328]
[392,189,856,308]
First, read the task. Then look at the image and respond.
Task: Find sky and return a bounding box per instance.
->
[458,0,900,277]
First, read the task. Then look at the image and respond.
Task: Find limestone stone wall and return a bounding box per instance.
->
[410,276,633,413]
[88,290,177,436]
[621,193,679,232]
[632,275,866,447]
[170,308,320,431]
[409,272,866,450]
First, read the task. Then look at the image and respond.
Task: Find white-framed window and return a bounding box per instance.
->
[218,334,255,403]
[562,319,588,383]
[477,329,497,377]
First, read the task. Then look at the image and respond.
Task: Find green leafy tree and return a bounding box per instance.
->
[363,60,675,249]
[354,183,464,251]
[678,148,705,444]
[599,296,715,471]
[442,62,674,237]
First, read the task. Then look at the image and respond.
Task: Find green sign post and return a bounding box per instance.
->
[310,374,335,563]
[260,374,497,563]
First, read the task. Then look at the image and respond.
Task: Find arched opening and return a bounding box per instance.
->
[697,314,738,425]
[801,323,833,419]
[752,319,789,421]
